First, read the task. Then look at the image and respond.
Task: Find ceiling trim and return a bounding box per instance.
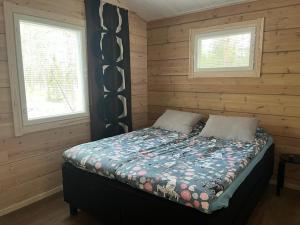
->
[124,0,257,22]
[169,0,257,21]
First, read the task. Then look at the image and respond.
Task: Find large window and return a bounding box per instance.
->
[4,3,89,136]
[189,19,264,78]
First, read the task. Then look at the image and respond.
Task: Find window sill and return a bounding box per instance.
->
[189,70,261,78]
[15,116,90,137]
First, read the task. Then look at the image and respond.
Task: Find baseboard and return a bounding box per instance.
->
[0,185,63,217]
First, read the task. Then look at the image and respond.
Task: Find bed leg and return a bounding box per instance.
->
[69,204,78,216]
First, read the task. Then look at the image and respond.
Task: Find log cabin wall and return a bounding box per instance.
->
[147,0,300,189]
[0,0,147,215]
[129,12,148,130]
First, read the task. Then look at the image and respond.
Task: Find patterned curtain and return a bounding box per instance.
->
[85,0,132,141]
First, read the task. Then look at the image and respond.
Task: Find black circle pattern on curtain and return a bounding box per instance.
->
[97,1,132,138]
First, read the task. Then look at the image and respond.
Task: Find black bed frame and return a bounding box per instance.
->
[62,144,274,225]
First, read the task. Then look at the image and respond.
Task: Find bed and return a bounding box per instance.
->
[62,125,274,225]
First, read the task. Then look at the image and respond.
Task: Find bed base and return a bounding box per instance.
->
[62,144,274,225]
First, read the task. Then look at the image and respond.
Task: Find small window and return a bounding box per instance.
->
[189,19,264,78]
[4,3,89,136]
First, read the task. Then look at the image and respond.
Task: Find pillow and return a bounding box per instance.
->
[199,115,258,142]
[153,110,202,134]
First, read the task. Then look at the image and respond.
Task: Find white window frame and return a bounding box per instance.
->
[189,18,264,78]
[4,2,89,136]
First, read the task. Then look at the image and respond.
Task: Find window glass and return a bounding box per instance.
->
[17,18,87,122]
[194,27,256,72]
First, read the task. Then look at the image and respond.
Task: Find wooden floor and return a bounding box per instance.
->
[0,185,299,225]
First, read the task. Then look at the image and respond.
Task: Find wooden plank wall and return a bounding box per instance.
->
[129,12,148,129]
[0,0,147,214]
[147,0,300,189]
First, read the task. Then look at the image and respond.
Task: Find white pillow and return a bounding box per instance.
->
[200,115,258,142]
[153,110,202,134]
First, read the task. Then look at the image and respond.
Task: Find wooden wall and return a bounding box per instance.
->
[147,0,300,189]
[0,0,147,215]
[129,12,148,129]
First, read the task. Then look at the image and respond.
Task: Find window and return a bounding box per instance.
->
[189,19,264,78]
[4,3,89,136]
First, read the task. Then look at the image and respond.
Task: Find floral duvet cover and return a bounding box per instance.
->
[63,126,271,214]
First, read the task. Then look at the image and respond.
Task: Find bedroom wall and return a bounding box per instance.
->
[129,12,148,129]
[0,0,147,215]
[147,0,300,190]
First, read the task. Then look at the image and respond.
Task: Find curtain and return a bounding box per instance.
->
[85,0,132,141]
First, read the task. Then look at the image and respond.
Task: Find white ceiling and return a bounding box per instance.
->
[125,0,252,21]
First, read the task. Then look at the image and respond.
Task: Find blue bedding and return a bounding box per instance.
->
[63,124,204,179]
[63,126,272,214]
[210,136,273,211]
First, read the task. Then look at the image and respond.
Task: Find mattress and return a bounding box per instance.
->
[63,126,272,214]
